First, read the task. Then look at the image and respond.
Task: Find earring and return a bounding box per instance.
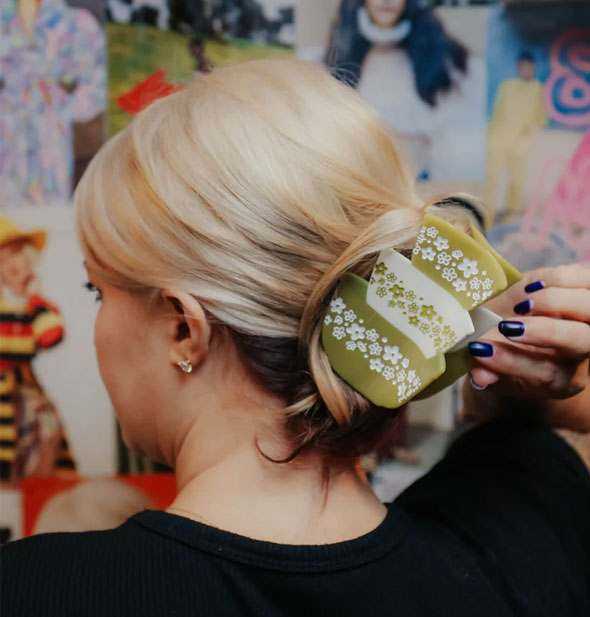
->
[177,360,193,374]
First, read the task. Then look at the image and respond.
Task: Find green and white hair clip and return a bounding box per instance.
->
[321,215,522,408]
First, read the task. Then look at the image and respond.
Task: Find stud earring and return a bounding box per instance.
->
[177,360,193,374]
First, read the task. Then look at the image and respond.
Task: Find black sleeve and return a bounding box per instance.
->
[395,420,590,617]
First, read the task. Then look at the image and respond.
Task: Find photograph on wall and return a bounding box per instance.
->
[0,215,76,487]
[0,207,116,504]
[0,0,106,208]
[107,0,294,471]
[297,0,489,183]
[108,0,295,136]
[0,489,22,545]
[486,3,590,266]
[20,474,176,538]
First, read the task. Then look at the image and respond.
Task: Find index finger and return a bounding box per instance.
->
[521,264,590,292]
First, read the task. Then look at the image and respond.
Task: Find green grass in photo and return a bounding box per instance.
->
[107,23,293,136]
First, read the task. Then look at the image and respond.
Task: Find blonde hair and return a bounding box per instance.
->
[76,59,469,459]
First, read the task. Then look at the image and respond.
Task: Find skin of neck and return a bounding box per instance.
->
[165,348,387,544]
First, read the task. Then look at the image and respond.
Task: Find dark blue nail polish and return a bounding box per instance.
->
[514,299,532,315]
[524,281,545,293]
[499,321,525,337]
[468,342,494,357]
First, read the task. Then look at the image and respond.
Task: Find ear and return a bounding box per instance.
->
[161,289,212,371]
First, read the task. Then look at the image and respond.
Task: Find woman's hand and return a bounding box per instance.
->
[463,264,590,432]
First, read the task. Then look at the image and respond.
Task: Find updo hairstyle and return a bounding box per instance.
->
[76,59,474,463]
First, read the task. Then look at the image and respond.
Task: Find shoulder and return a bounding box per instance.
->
[396,421,590,615]
[1,519,140,575]
[1,519,155,614]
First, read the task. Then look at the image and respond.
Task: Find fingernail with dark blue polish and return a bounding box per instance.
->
[524,281,545,293]
[468,342,494,357]
[499,320,525,337]
[514,299,532,315]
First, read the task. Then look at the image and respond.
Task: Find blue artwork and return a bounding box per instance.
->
[487,4,590,130]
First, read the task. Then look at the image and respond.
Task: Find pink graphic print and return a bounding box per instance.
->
[545,29,590,128]
[520,131,590,262]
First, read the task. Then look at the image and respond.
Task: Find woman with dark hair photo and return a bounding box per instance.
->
[318,0,486,182]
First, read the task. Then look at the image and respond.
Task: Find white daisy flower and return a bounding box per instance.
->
[343,309,357,323]
[442,267,457,281]
[365,329,379,342]
[330,297,346,314]
[346,323,366,341]
[383,345,402,364]
[457,257,479,278]
[382,366,395,380]
[421,246,436,261]
[433,237,449,251]
[369,343,383,356]
[452,278,467,292]
[333,326,346,340]
[437,252,451,265]
[370,358,384,373]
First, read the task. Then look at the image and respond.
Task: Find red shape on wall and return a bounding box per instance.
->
[116,70,183,115]
[21,474,177,537]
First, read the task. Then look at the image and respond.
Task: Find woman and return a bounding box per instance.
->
[322,0,486,181]
[0,0,105,206]
[2,60,589,616]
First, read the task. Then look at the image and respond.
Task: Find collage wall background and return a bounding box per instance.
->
[1,0,589,542]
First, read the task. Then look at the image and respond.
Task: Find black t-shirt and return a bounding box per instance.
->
[2,421,589,616]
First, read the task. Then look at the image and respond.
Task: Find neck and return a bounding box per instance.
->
[18,0,40,36]
[167,390,386,544]
[357,7,411,46]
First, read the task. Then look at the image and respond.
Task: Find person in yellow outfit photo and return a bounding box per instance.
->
[0,216,76,488]
[486,51,548,222]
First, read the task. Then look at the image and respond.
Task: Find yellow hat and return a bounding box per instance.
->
[0,216,47,251]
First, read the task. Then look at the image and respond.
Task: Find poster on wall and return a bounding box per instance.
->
[108,0,295,136]
[294,0,489,440]
[0,0,106,208]
[21,474,175,536]
[485,3,590,266]
[297,0,488,184]
[0,207,116,540]
[106,0,294,472]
